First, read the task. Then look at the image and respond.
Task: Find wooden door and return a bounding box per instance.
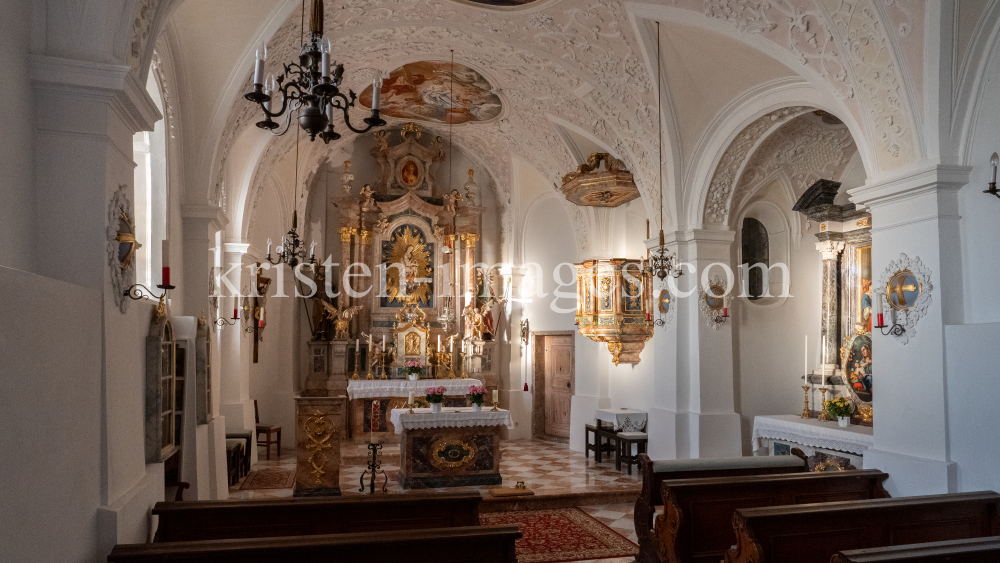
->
[544,335,574,437]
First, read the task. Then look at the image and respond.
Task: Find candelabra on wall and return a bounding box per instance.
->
[985,153,1000,199]
[698,277,731,329]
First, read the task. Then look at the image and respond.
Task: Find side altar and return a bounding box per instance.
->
[391,407,513,489]
[751,414,873,470]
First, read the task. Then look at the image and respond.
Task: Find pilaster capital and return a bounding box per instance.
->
[182,204,229,236]
[222,242,250,257]
[815,240,846,261]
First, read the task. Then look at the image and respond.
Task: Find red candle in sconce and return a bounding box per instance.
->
[877,313,884,327]
[723,307,729,318]
[161,239,171,286]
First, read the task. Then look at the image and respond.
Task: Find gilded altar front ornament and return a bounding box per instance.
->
[575,259,654,365]
[560,153,640,208]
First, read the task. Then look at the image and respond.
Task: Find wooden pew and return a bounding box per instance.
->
[109,525,521,563]
[635,453,808,563]
[832,536,1000,562]
[724,491,1000,563]
[654,469,889,563]
[153,492,481,542]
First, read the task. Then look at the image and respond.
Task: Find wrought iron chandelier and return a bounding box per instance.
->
[266,210,316,268]
[244,0,386,143]
[648,22,681,286]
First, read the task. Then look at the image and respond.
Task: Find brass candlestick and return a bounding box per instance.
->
[352,350,360,380]
[406,401,415,414]
[459,351,469,379]
[378,352,388,380]
[818,387,830,421]
[366,351,374,380]
[444,352,456,379]
[450,349,459,379]
[491,401,499,412]
[800,385,811,418]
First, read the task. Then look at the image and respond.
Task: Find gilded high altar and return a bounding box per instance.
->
[302,124,502,440]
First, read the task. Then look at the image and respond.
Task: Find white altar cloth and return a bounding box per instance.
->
[596,408,648,432]
[751,414,874,455]
[390,407,514,434]
[347,379,483,400]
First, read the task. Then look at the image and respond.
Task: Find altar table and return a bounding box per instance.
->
[752,414,874,469]
[390,407,513,489]
[596,407,648,432]
[346,379,483,439]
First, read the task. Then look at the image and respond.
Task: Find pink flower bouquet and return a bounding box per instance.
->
[467,385,485,406]
[405,359,422,375]
[425,386,447,403]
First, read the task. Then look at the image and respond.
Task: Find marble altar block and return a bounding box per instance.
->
[293,396,343,497]
[348,379,483,439]
[390,407,513,489]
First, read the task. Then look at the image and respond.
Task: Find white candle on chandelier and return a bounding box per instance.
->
[266,238,272,257]
[309,240,316,259]
[372,77,382,111]
[320,38,331,78]
[253,43,267,86]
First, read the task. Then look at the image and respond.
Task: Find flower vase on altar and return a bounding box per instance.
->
[406,360,421,381]
[467,384,485,413]
[426,386,445,413]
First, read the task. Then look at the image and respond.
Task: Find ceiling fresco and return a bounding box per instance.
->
[359,61,503,125]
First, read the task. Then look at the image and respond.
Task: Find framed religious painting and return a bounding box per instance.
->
[843,332,872,409]
[395,156,424,191]
[855,246,873,334]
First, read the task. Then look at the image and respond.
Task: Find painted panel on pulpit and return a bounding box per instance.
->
[380,224,434,308]
[844,333,873,405]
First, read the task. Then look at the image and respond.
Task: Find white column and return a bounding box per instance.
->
[851,165,968,496]
[653,230,742,459]
[218,242,256,459]
[500,266,530,439]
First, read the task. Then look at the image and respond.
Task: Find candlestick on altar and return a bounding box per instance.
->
[366,352,374,380]
[459,351,469,379]
[491,388,499,412]
[800,385,811,418]
[352,349,361,380]
[818,387,830,421]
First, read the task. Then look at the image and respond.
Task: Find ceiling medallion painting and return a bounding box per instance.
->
[458,0,544,6]
[359,61,502,125]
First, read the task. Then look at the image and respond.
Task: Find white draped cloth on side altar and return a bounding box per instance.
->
[390,407,514,434]
[346,379,483,400]
[751,414,874,455]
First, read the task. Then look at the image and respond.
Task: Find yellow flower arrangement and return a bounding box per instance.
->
[826,397,853,418]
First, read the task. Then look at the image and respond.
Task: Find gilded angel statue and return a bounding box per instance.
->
[320,302,363,341]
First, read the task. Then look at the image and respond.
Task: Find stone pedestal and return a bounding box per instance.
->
[293,396,344,497]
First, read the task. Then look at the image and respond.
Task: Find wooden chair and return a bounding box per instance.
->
[616,431,648,474]
[226,431,253,476]
[224,440,243,486]
[724,491,1000,563]
[254,400,281,460]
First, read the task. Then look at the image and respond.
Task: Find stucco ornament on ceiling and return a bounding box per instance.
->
[876,253,932,345]
[703,106,812,225]
[732,113,857,209]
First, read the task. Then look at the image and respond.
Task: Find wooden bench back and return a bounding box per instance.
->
[832,535,1000,562]
[724,491,1000,563]
[110,525,521,563]
[635,453,807,563]
[152,492,481,542]
[655,469,889,563]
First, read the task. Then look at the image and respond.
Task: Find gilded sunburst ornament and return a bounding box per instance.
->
[382,225,433,306]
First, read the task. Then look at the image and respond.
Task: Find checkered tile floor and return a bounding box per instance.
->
[229,439,640,561]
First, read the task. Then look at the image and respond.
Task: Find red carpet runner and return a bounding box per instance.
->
[239,469,296,490]
[481,508,638,562]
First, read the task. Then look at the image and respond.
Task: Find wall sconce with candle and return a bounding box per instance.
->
[986,153,1000,199]
[124,239,175,300]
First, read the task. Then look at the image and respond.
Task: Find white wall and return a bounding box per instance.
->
[0,0,36,271]
[0,267,104,563]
